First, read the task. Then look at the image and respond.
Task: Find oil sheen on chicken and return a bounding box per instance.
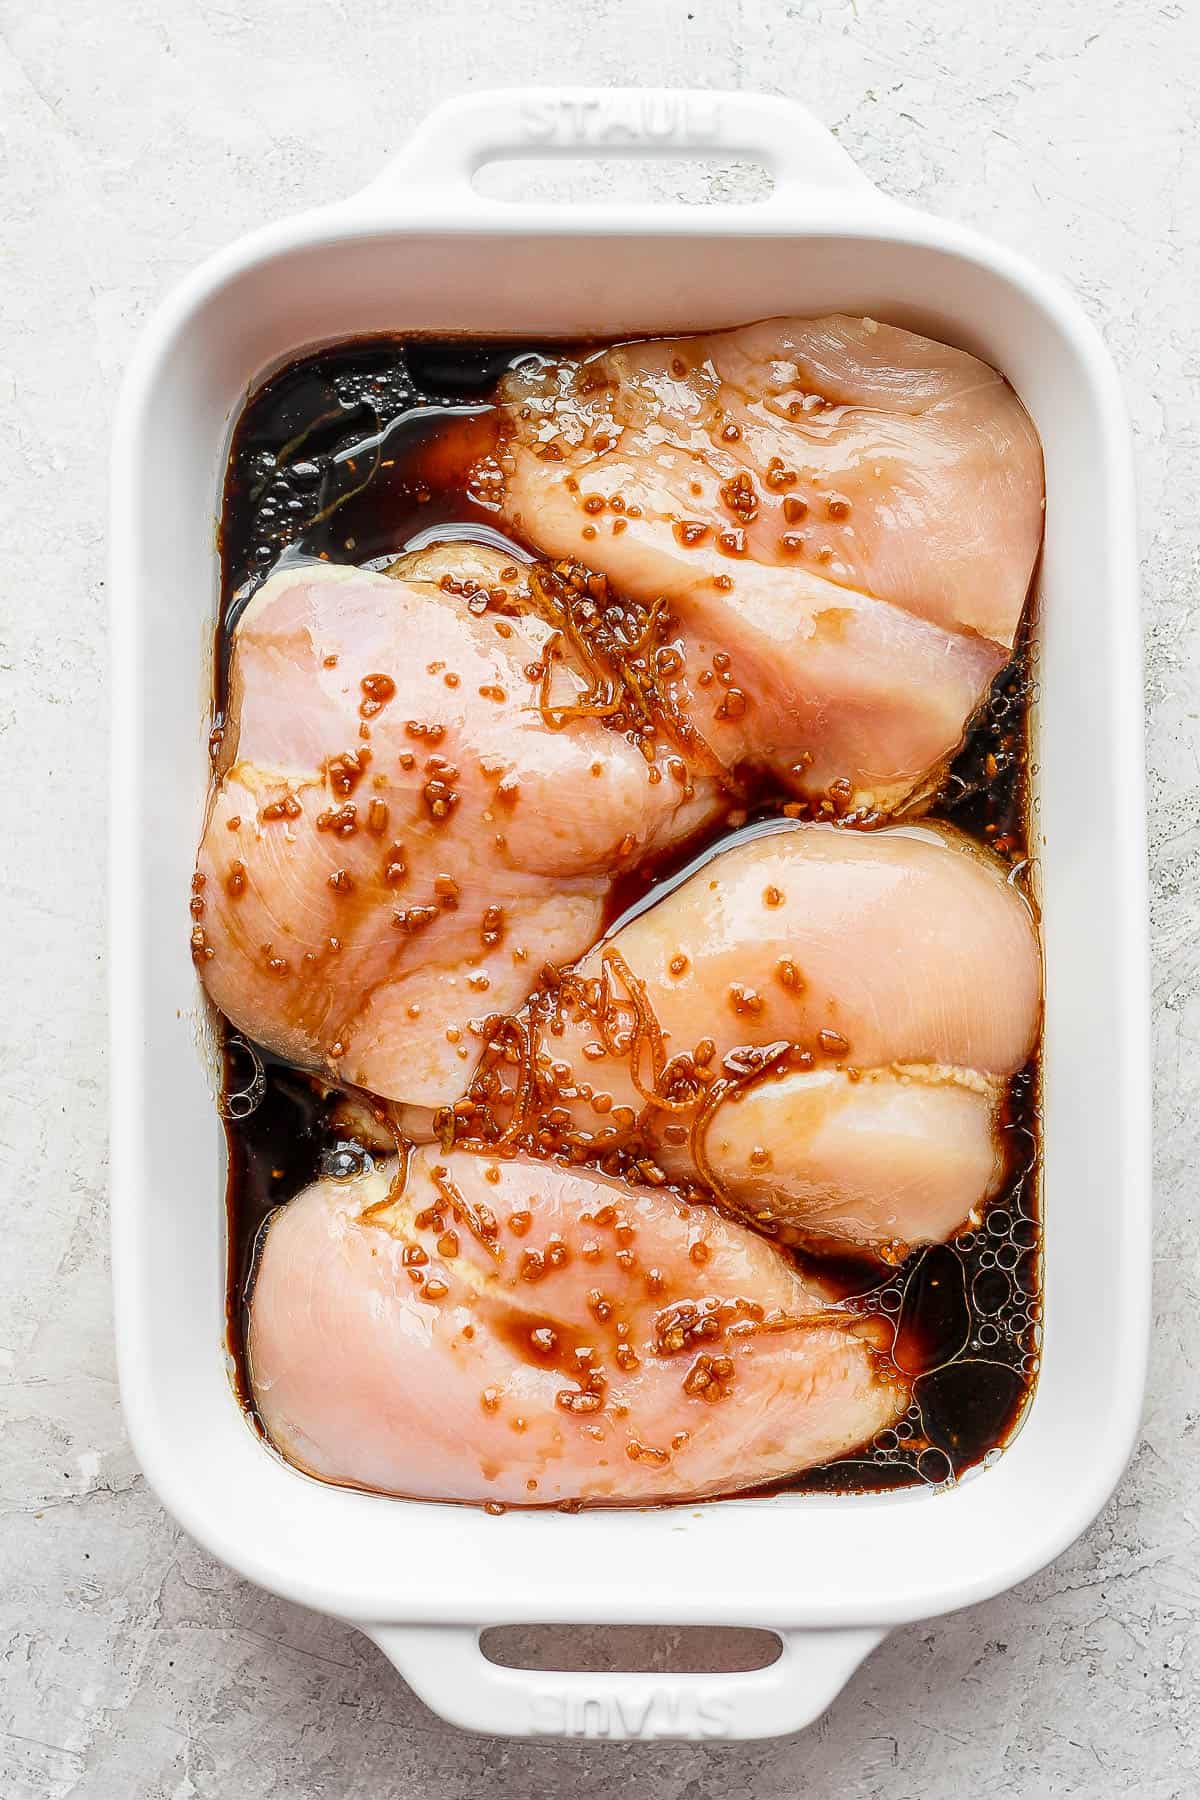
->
[193,546,718,1108]
[248,1148,903,1505]
[462,822,1041,1255]
[486,314,1044,812]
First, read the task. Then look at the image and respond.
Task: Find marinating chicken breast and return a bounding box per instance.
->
[248,1149,903,1505]
[455,823,1041,1254]
[193,548,719,1107]
[695,1064,1006,1254]
[484,315,1044,811]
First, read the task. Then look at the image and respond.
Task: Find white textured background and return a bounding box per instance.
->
[2,2,1197,1794]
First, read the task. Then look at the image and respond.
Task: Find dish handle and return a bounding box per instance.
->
[352,87,882,212]
[363,1622,885,1741]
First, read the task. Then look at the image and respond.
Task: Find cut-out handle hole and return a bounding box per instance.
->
[479,1624,783,1675]
[471,157,774,207]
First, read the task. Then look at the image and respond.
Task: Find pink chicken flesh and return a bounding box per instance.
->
[462,823,1041,1254]
[248,1148,903,1505]
[193,547,718,1108]
[486,314,1044,811]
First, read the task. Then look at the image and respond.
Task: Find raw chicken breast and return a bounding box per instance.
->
[193,549,717,1107]
[486,315,1043,810]
[459,823,1040,1253]
[248,1148,902,1505]
[701,1065,1005,1253]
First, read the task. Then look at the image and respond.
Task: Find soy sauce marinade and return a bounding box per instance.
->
[215,336,1042,1496]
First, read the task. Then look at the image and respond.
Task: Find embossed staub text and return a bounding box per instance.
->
[518,93,722,149]
[528,1686,734,1740]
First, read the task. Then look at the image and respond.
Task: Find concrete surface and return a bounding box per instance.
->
[1,0,1197,1794]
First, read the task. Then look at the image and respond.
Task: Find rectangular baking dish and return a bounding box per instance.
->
[110,87,1150,1742]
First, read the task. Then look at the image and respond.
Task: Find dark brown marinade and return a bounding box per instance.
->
[221,1044,325,1418]
[215,334,1043,1500]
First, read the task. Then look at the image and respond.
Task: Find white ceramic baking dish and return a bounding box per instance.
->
[110,87,1150,1741]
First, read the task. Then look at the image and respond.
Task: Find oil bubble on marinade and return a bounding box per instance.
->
[321,1143,369,1183]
